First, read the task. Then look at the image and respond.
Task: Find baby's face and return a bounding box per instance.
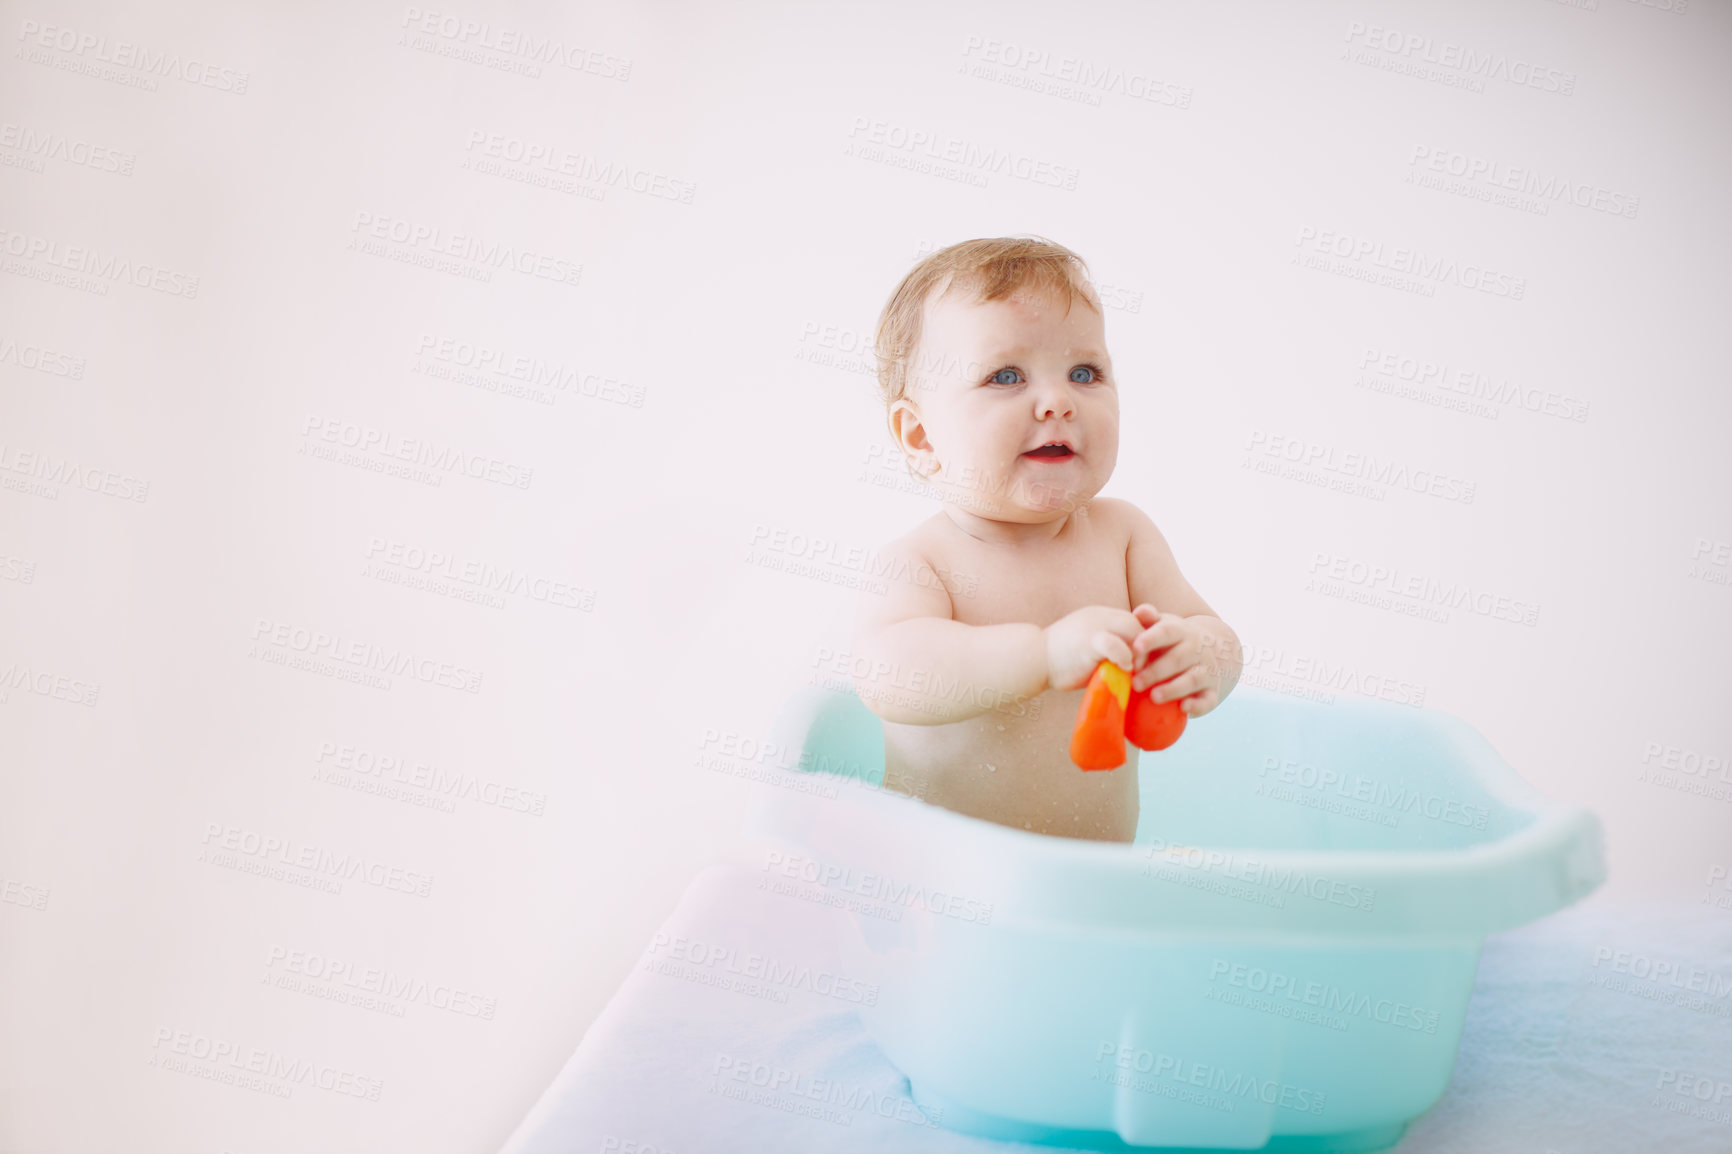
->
[899,282,1118,520]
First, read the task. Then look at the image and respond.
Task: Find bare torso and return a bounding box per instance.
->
[880,498,1141,842]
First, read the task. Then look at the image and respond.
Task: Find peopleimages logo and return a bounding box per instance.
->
[845,115,1081,190]
[364,537,591,611]
[264,945,497,1018]
[301,415,534,490]
[957,35,1192,109]
[0,442,149,502]
[0,333,85,377]
[15,20,251,93]
[710,1054,944,1128]
[1258,755,1491,830]
[0,660,100,706]
[1207,958,1441,1034]
[200,822,434,897]
[760,850,994,925]
[1590,946,1732,1000]
[249,617,484,694]
[1342,21,1576,95]
[0,122,136,175]
[1142,837,1378,912]
[314,738,548,816]
[462,131,694,203]
[1245,429,1475,506]
[348,211,582,286]
[415,334,645,407]
[150,1027,382,1100]
[646,932,879,1007]
[398,8,632,79]
[1309,550,1538,624]
[1094,1041,1327,1115]
[811,646,1038,718]
[0,227,198,297]
[1356,347,1591,424]
[1,877,49,911]
[1406,146,1638,219]
[749,524,979,597]
[1294,226,1525,300]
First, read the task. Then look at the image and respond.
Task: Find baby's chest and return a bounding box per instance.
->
[938,539,1131,628]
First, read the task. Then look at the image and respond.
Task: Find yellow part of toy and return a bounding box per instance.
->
[1099,661,1131,712]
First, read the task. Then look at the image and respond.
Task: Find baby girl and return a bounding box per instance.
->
[851,236,1242,844]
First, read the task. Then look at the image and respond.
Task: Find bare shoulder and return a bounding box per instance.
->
[1097,497,1220,620]
[854,517,955,637]
[1084,495,1146,547]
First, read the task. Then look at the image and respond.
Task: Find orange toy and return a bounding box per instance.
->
[1069,661,1131,770]
[1126,679,1187,752]
[1069,659,1188,770]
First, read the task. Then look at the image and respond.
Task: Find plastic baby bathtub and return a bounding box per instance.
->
[741,681,1606,1153]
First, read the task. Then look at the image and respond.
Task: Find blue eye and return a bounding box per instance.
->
[985,364,1104,387]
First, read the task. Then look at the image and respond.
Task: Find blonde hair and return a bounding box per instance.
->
[872,236,1101,464]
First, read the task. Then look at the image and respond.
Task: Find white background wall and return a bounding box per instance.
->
[1,0,1727,1150]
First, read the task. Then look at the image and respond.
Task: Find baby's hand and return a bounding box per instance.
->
[1129,603,1224,717]
[1043,606,1144,693]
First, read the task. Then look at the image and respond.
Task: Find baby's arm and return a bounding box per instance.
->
[849,538,1046,725]
[1115,499,1243,714]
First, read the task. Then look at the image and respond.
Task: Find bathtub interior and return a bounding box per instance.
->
[1132,686,1537,852]
[781,682,1545,855]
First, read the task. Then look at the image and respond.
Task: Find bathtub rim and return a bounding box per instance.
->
[748,681,1607,938]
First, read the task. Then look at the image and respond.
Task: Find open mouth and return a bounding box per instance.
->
[1023,442,1075,459]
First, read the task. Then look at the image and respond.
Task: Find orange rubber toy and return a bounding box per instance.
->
[1069,659,1188,770]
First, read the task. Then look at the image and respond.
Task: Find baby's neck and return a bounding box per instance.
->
[941,502,1086,546]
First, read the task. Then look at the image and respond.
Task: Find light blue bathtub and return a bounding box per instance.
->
[744,682,1606,1152]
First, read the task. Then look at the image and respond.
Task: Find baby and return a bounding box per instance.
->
[851,236,1242,844]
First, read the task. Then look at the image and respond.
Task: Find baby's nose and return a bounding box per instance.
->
[1035,388,1075,416]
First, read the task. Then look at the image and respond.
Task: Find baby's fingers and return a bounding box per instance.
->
[1147,664,1204,703]
[1181,686,1220,717]
[1092,630,1136,674]
[1132,616,1178,668]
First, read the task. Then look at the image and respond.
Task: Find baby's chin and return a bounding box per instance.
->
[993,480,1098,520]
[1011,471,1102,512]
[925,461,1103,518]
